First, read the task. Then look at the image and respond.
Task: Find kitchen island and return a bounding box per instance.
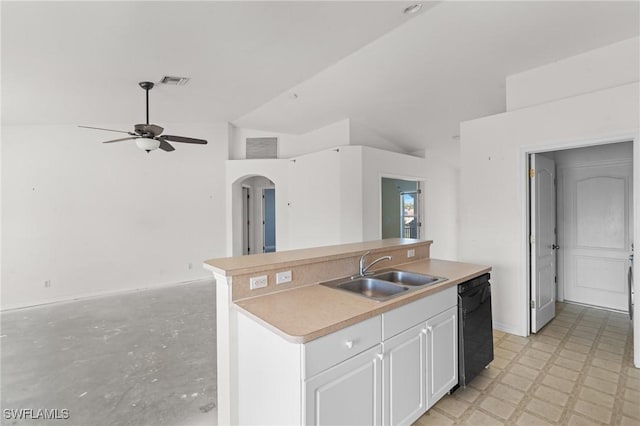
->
[204,239,490,425]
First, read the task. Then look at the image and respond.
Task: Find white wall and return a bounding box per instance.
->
[1,123,229,309]
[507,37,639,111]
[460,82,639,335]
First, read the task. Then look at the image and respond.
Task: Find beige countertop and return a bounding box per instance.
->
[235,258,491,343]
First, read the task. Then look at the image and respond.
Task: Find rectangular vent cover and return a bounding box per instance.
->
[160,76,190,85]
[246,137,278,159]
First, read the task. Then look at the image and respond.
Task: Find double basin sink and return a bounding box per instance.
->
[320,269,447,302]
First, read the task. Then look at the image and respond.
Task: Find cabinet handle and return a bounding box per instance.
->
[426,326,433,334]
[345,340,354,349]
[377,353,384,361]
[421,328,428,335]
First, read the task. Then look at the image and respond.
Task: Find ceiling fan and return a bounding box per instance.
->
[79,81,208,153]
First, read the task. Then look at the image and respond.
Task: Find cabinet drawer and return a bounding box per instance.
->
[382,286,456,340]
[304,315,382,379]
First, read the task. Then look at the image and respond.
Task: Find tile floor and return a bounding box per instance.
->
[414,303,639,426]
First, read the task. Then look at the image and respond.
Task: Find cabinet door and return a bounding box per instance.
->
[383,323,427,426]
[426,306,458,408]
[304,345,382,426]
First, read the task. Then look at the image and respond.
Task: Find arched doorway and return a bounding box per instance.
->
[233,175,276,255]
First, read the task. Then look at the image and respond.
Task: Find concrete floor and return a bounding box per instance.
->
[1,280,217,426]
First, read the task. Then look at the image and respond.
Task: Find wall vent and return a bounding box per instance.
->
[246,137,278,159]
[160,76,190,85]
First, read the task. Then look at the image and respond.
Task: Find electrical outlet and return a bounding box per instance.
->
[44,280,51,288]
[249,275,268,290]
[407,249,415,258]
[276,270,292,285]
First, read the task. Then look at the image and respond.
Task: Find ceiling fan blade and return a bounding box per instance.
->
[103,137,138,144]
[158,139,175,152]
[79,125,134,135]
[161,135,208,144]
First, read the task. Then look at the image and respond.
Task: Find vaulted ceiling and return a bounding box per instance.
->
[3,1,639,161]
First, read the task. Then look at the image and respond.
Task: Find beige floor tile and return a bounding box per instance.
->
[526,348,553,361]
[567,413,601,426]
[567,336,594,347]
[518,355,548,370]
[583,376,618,395]
[502,372,533,392]
[463,410,504,425]
[489,383,525,405]
[587,366,620,384]
[491,356,510,369]
[493,330,506,338]
[469,375,492,391]
[597,341,625,355]
[622,399,640,420]
[563,342,591,354]
[534,385,570,407]
[590,357,622,373]
[553,356,585,372]
[478,366,501,379]
[517,411,554,426]
[498,341,525,353]
[526,397,564,422]
[621,415,640,426]
[432,396,469,418]
[495,347,517,360]
[541,374,575,394]
[510,364,541,381]
[623,387,640,403]
[505,334,528,345]
[569,329,597,340]
[531,341,557,353]
[578,387,615,409]
[626,377,640,391]
[479,396,515,420]
[626,367,640,379]
[594,349,623,362]
[573,399,612,424]
[548,365,580,381]
[452,386,480,404]
[414,409,454,426]
[558,349,588,362]
[537,335,563,346]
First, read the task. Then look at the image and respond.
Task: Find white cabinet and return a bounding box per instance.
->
[381,302,458,426]
[383,323,427,426]
[305,344,383,426]
[426,306,458,408]
[236,286,458,426]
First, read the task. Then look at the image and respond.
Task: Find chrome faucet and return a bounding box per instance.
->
[358,251,392,277]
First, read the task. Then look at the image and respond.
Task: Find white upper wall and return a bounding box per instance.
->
[459,37,640,337]
[2,123,229,309]
[506,37,640,111]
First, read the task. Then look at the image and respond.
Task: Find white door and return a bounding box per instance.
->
[425,306,458,408]
[383,323,426,426]
[531,154,557,332]
[305,345,383,426]
[561,161,633,311]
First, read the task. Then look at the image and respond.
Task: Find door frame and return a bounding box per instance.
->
[521,133,639,367]
[379,174,426,240]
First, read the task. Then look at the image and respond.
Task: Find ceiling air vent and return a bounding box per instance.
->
[246,137,278,159]
[160,76,190,85]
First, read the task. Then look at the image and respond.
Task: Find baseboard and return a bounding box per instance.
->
[1,277,216,312]
[493,321,525,337]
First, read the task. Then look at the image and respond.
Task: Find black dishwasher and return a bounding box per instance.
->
[456,273,493,389]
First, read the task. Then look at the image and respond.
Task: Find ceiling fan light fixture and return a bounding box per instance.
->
[136,137,161,152]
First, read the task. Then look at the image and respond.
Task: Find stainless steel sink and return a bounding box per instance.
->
[320,270,447,302]
[335,278,408,301]
[372,270,447,287]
